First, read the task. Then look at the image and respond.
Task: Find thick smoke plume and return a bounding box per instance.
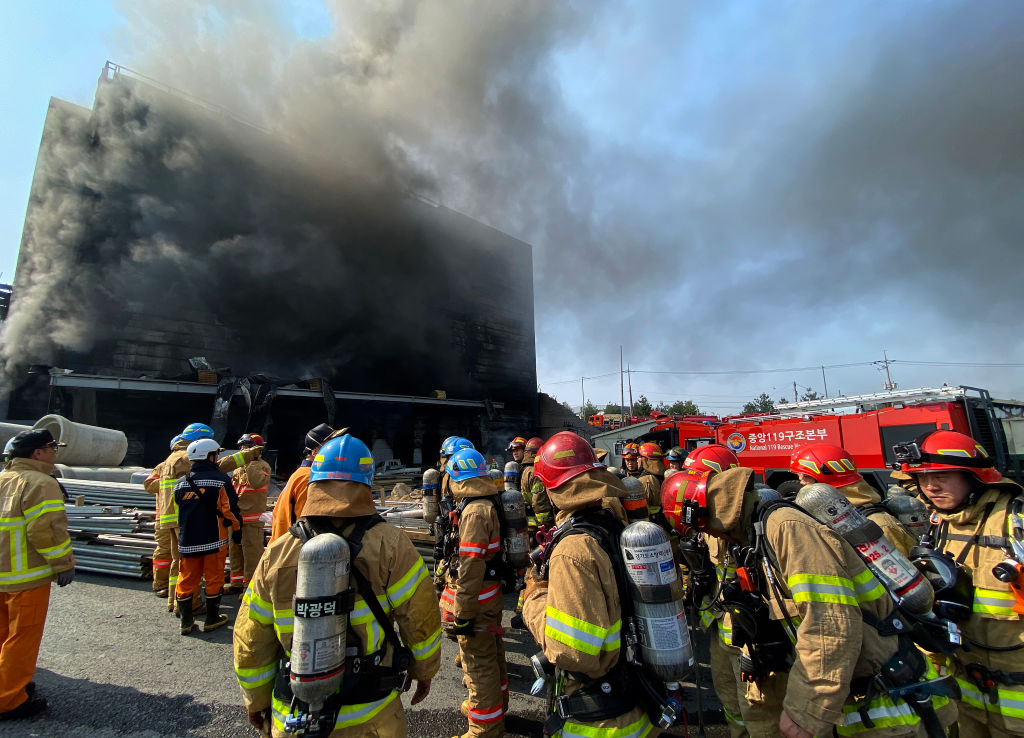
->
[7,1,1024,407]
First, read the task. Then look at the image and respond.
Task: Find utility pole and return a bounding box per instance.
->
[881,350,897,391]
[821,365,829,398]
[580,377,585,419]
[627,365,634,420]
[793,381,798,402]
[620,346,625,423]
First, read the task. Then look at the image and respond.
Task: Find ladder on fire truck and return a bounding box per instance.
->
[770,386,976,416]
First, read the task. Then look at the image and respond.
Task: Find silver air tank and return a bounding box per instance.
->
[500,480,531,569]
[422,468,440,524]
[504,461,521,493]
[488,467,504,490]
[290,533,351,714]
[620,521,694,681]
[621,476,649,523]
[885,489,930,540]
[796,483,933,615]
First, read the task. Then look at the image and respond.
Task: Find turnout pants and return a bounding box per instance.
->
[152,525,179,593]
[176,553,225,599]
[228,522,265,588]
[708,621,750,738]
[0,584,50,713]
[456,597,507,738]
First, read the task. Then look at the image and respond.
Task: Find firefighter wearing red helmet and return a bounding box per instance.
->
[522,432,656,738]
[636,442,667,518]
[790,443,916,556]
[621,442,641,477]
[523,437,556,529]
[685,444,740,475]
[665,466,956,738]
[518,437,542,530]
[898,429,1024,736]
[225,433,272,595]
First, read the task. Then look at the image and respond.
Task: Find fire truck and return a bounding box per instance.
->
[637,387,1024,491]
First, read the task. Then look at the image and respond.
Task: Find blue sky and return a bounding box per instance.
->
[4,1,1023,413]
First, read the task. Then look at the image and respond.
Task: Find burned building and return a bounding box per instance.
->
[3,63,537,469]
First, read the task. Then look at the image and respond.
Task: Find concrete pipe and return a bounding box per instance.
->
[54,465,148,482]
[33,415,128,467]
[0,422,32,451]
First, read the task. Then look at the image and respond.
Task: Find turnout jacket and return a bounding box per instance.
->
[269,461,311,543]
[639,457,666,516]
[233,481,441,737]
[0,457,74,592]
[174,461,240,557]
[145,444,258,531]
[441,476,502,622]
[523,471,656,738]
[928,481,1024,732]
[232,455,272,523]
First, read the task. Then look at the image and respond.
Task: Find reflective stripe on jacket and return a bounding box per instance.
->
[0,457,75,591]
[233,515,441,735]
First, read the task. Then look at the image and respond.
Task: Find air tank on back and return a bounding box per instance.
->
[621,476,650,522]
[422,468,440,525]
[796,483,934,614]
[290,532,351,718]
[886,488,930,540]
[500,463,530,569]
[620,521,694,681]
[488,467,504,490]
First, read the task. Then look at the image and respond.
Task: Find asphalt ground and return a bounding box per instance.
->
[2,573,727,737]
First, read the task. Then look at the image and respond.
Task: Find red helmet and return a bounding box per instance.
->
[639,442,664,460]
[507,436,527,451]
[621,443,640,459]
[684,444,739,475]
[899,430,1000,485]
[790,443,861,486]
[534,432,605,489]
[661,469,710,534]
[238,433,265,447]
[525,437,544,453]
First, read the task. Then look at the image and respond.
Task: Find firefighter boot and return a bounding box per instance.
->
[178,597,195,635]
[201,595,228,633]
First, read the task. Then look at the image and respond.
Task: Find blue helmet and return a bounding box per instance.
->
[440,436,458,454]
[446,449,489,482]
[311,435,375,486]
[169,434,185,449]
[441,437,475,457]
[180,423,215,442]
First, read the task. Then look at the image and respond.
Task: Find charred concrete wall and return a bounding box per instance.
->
[5,69,536,425]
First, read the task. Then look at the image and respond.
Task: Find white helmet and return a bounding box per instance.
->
[186,438,220,462]
[3,438,14,456]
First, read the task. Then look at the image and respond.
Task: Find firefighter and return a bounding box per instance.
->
[440,448,508,738]
[269,423,335,542]
[174,438,241,635]
[522,431,657,738]
[225,433,272,594]
[234,434,441,737]
[0,429,74,721]
[663,448,756,738]
[520,436,543,528]
[791,443,917,556]
[898,429,1024,737]
[666,465,957,738]
[508,436,527,465]
[144,423,261,614]
[621,442,642,477]
[665,446,687,471]
[637,442,667,519]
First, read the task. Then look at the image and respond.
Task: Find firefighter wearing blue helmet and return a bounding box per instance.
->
[440,448,508,738]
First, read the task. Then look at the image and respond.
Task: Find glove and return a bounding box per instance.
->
[56,568,75,587]
[448,617,475,636]
[247,707,272,737]
[524,569,548,603]
[406,678,432,706]
[232,529,243,544]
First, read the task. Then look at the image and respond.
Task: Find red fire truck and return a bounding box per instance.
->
[635,387,1022,490]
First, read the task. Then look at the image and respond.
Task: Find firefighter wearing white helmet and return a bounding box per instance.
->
[440,448,508,738]
[791,443,917,556]
[522,431,658,738]
[233,434,441,737]
[663,465,956,738]
[897,430,1024,737]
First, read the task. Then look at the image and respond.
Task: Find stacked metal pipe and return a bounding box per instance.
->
[60,478,155,511]
[63,481,156,578]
